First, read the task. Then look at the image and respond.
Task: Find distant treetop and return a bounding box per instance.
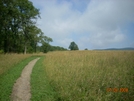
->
[68,41,79,50]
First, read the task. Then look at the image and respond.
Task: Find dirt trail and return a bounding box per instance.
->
[11,58,40,101]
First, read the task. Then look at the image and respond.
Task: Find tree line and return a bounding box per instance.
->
[0,0,56,54]
[0,0,79,54]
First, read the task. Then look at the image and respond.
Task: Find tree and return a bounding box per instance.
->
[49,46,67,51]
[19,0,40,54]
[41,42,50,53]
[41,36,53,53]
[0,0,52,54]
[68,41,79,50]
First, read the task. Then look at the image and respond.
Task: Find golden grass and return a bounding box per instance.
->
[44,51,134,101]
[0,54,32,75]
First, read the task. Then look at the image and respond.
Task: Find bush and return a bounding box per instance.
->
[0,50,4,54]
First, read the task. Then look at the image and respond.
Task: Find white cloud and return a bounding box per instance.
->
[89,28,125,48]
[31,0,134,49]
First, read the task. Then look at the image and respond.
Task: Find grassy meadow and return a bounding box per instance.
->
[0,51,134,101]
[43,51,134,101]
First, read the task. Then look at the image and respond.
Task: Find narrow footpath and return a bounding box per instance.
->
[11,58,40,101]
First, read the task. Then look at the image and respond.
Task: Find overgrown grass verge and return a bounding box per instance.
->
[31,56,58,101]
[0,54,32,75]
[0,56,38,101]
[44,51,134,101]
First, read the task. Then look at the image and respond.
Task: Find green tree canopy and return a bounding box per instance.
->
[0,0,53,54]
[69,41,79,50]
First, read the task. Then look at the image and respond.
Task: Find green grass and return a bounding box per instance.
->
[0,54,32,75]
[44,51,134,101]
[31,56,58,101]
[0,56,39,101]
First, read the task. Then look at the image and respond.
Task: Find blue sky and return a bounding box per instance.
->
[30,0,134,50]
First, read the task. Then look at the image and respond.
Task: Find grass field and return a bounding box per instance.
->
[0,51,134,101]
[43,51,134,101]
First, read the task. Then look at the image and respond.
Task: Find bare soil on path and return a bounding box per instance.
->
[11,58,40,101]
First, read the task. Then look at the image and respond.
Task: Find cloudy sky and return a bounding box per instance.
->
[30,0,134,50]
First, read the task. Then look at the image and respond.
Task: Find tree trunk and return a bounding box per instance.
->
[4,39,8,54]
[24,45,27,54]
[35,43,37,53]
[4,29,8,53]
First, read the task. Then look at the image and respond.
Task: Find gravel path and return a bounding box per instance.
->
[11,58,40,101]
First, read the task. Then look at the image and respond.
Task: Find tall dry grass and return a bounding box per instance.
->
[44,51,134,101]
[0,54,32,75]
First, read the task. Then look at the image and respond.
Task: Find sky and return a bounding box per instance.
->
[30,0,134,50]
